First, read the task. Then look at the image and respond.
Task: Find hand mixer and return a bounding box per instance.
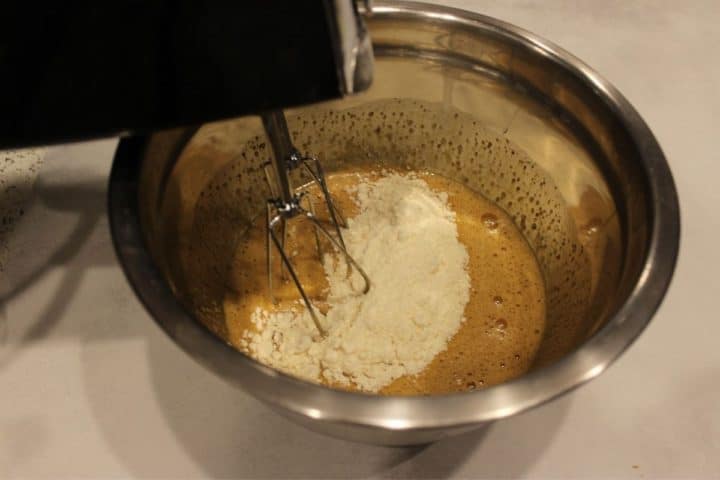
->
[261,110,370,336]
[0,0,375,334]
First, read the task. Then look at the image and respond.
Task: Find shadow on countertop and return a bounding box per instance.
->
[0,142,115,371]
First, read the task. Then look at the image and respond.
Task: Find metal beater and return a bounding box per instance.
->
[261,110,370,336]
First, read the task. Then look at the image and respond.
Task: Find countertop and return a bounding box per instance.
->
[1,1,718,478]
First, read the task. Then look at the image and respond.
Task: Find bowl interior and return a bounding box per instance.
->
[135,7,651,388]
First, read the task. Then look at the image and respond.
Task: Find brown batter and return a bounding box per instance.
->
[224,167,546,395]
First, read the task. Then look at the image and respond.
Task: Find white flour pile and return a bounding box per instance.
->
[241,173,470,392]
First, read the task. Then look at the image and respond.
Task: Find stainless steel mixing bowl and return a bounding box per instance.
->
[108,1,679,445]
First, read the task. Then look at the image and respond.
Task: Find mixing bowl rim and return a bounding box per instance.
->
[108,0,679,432]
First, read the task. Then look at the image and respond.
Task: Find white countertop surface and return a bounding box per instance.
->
[1,1,718,478]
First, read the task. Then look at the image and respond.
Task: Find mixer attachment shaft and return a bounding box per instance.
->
[261,110,370,336]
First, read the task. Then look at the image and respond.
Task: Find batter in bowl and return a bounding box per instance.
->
[224,167,546,394]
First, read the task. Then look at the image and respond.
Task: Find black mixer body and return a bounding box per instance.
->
[0,0,372,148]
